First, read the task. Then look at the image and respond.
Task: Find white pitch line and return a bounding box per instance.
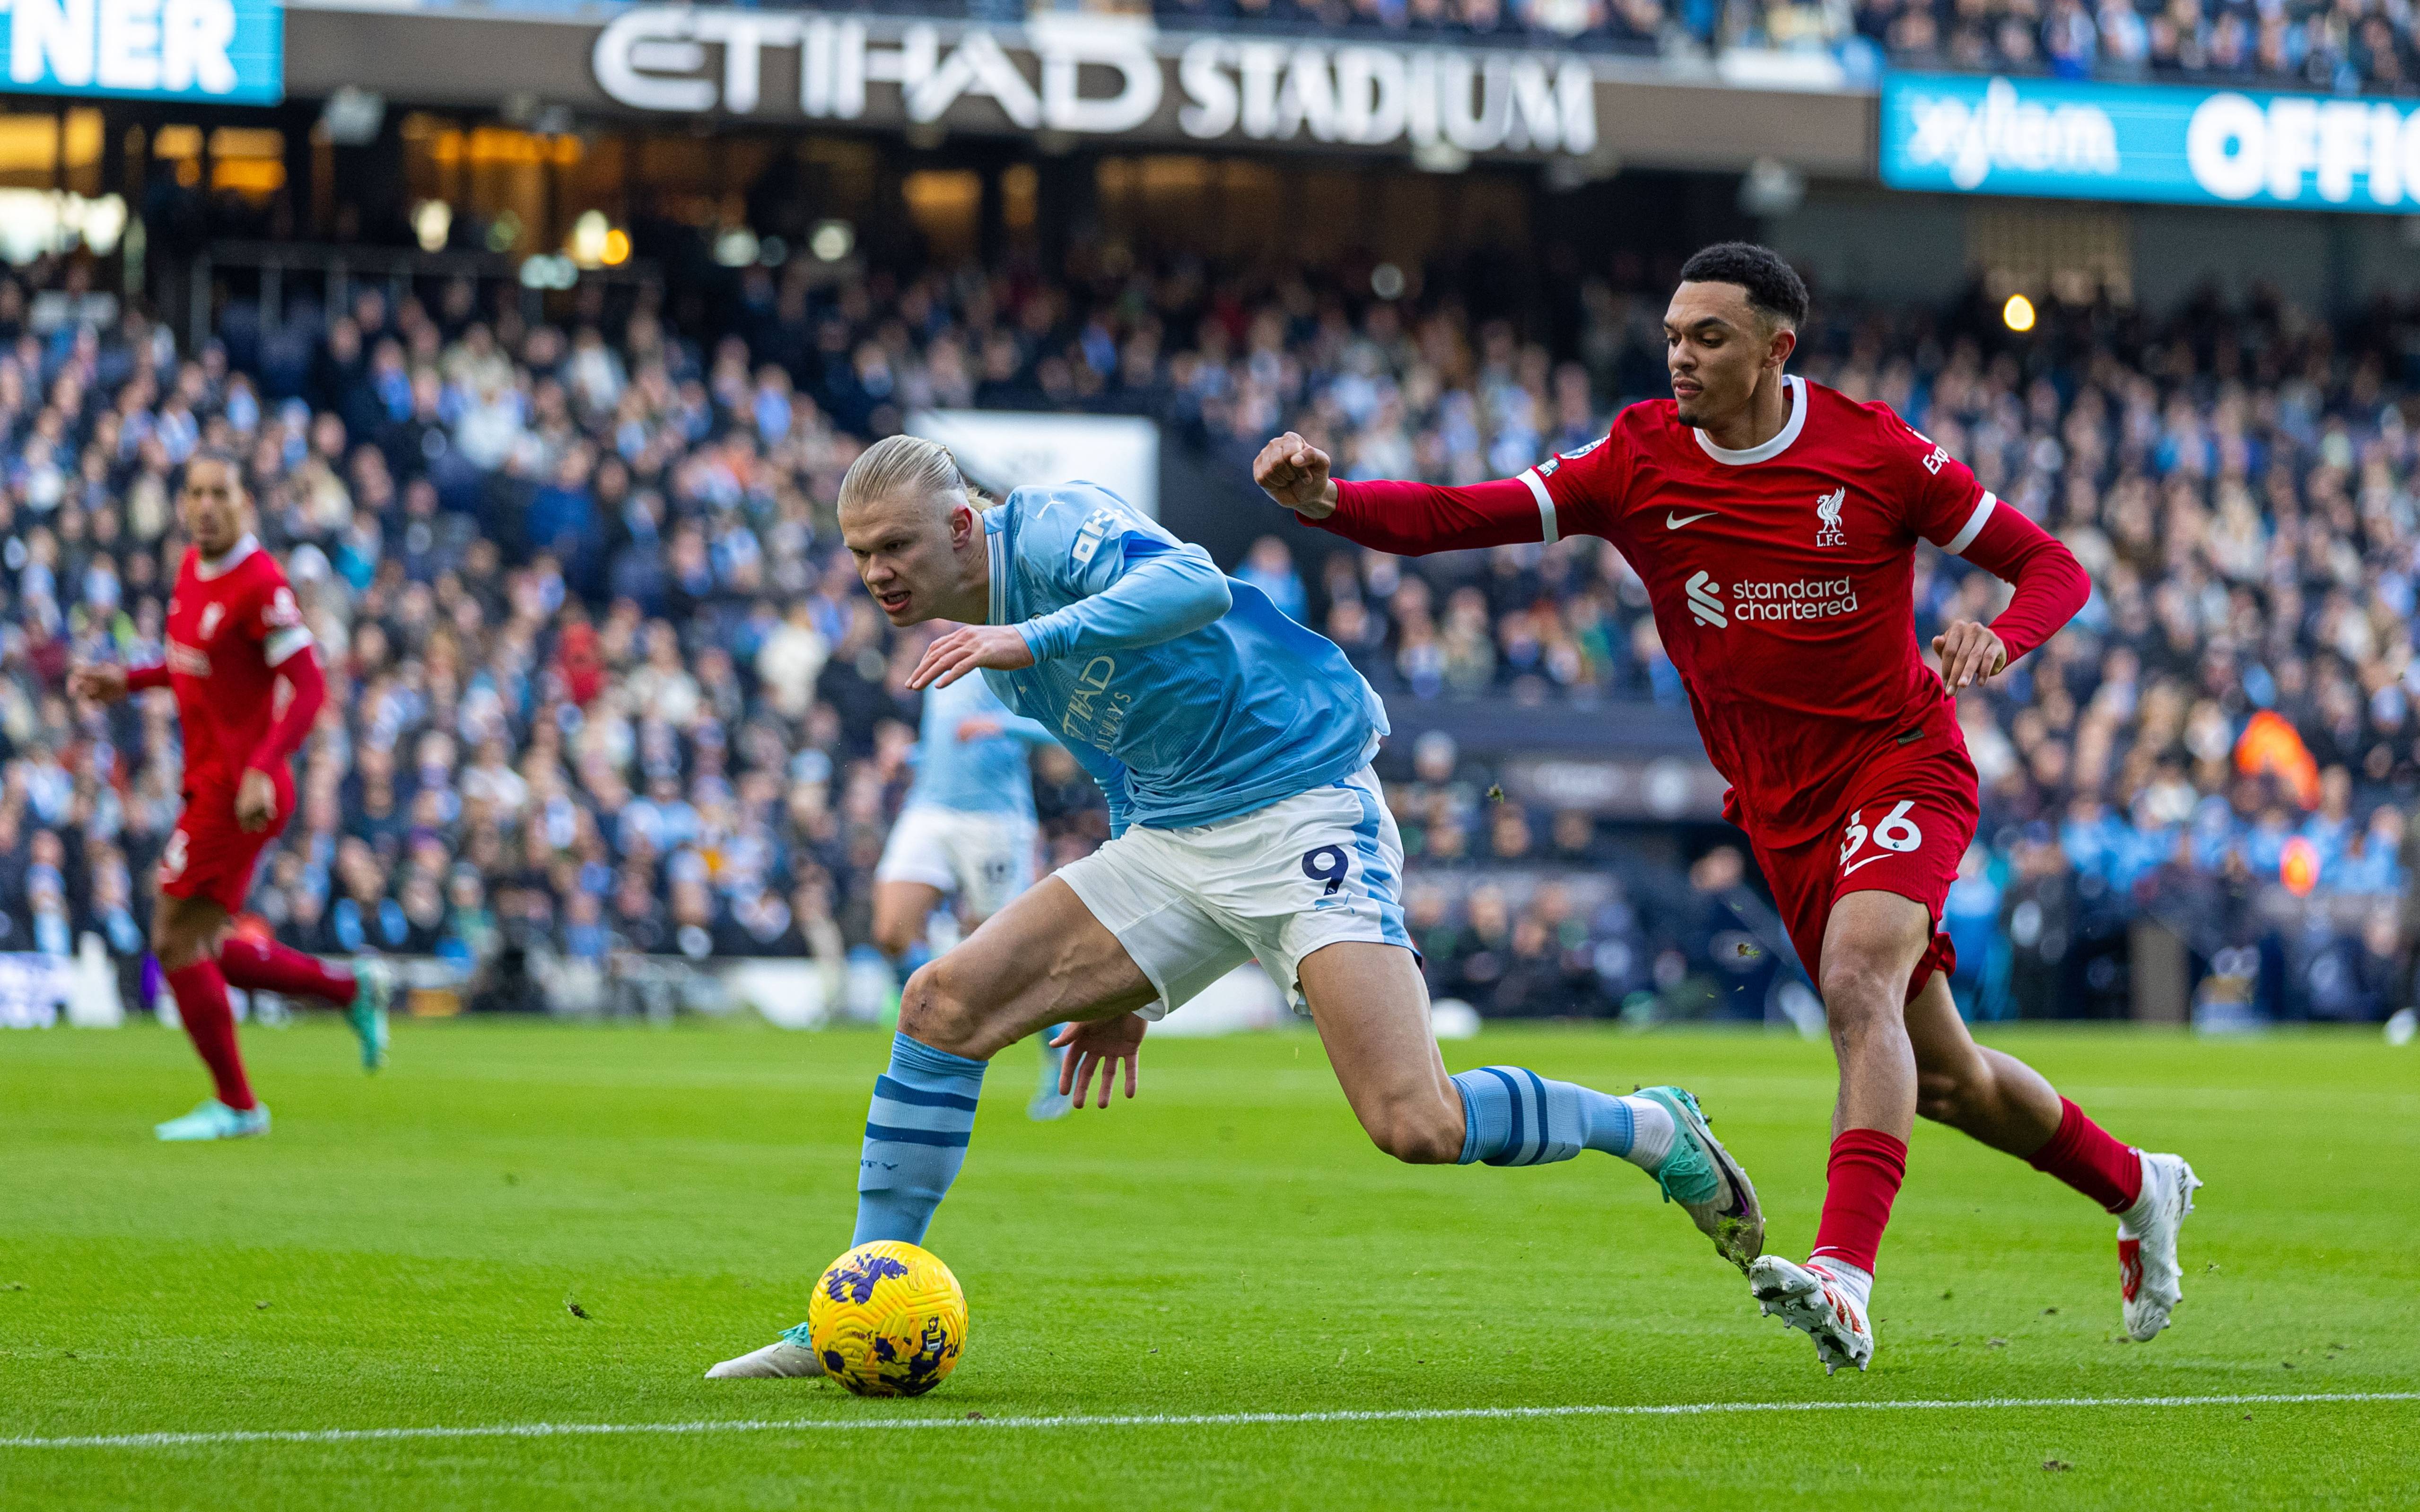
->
[3,1392,2413,1451]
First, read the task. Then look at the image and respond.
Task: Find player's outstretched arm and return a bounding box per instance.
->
[1017,541,1231,661]
[69,663,166,704]
[1255,430,1580,556]
[951,711,1059,749]
[68,665,128,704]
[1933,503,2089,685]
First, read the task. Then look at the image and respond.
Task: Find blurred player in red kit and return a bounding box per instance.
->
[1256,243,2200,1372]
[72,452,390,1141]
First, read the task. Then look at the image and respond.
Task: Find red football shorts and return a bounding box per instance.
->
[157,775,290,915]
[1746,745,1978,1004]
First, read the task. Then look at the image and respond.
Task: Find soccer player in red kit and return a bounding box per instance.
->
[71,452,391,1141]
[1255,243,2200,1373]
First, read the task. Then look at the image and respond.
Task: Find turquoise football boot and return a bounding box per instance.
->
[1634,1085,1764,1271]
[154,1099,271,1141]
[347,958,392,1072]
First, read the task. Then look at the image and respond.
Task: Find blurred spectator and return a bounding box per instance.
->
[1867,0,2420,93]
[0,232,2401,1030]
[1237,535,1309,622]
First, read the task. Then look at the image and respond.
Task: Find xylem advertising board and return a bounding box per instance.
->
[1882,70,2420,213]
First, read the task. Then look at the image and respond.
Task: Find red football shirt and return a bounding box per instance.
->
[1318,376,2087,846]
[163,537,312,793]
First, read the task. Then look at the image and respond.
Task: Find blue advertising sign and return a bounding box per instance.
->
[0,0,281,104]
[1881,70,2420,213]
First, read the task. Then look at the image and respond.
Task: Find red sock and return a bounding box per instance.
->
[218,936,356,1007]
[166,959,255,1111]
[1811,1128,1908,1275]
[2025,1097,2143,1213]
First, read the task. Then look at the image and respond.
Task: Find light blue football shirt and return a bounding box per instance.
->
[978,482,1388,834]
[902,670,1055,821]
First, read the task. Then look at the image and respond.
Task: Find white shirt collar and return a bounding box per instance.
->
[1693,375,1807,467]
[194,533,259,581]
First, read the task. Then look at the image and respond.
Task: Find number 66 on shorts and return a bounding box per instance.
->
[1745,750,1981,1002]
[1839,799,1924,875]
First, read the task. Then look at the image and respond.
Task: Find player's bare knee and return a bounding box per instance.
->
[1369,1101,1462,1165]
[899,958,1017,1060]
[895,961,982,1055]
[151,920,204,971]
[1818,953,1902,1034]
[870,919,920,962]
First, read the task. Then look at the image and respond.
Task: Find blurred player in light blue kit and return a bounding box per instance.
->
[708,435,1763,1379]
[871,669,1070,1120]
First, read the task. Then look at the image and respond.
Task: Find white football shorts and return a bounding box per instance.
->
[873,805,1038,921]
[1055,765,1413,1018]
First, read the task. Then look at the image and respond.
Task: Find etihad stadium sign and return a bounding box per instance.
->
[591,13,1598,158]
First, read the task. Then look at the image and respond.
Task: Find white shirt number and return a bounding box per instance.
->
[1839,800,1924,871]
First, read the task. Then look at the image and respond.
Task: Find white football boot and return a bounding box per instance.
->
[2117,1151,2201,1342]
[705,1324,826,1380]
[1749,1255,1875,1374]
[154,1099,271,1141]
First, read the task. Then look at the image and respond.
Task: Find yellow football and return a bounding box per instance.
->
[806,1241,969,1397]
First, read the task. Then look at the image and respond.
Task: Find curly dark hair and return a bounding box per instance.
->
[1677,242,1809,329]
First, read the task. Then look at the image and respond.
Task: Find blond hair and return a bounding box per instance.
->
[837,434,990,516]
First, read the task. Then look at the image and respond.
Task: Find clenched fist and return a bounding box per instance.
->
[1253,432,1338,519]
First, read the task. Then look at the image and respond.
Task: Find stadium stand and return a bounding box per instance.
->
[0,242,2409,1023]
[1860,0,2420,96]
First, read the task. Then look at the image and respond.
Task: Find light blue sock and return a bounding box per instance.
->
[1037,1023,1069,1099]
[853,1034,988,1245]
[1450,1066,1644,1167]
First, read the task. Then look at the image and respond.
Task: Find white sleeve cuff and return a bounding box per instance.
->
[1520,469,1559,545]
[264,626,315,667]
[1942,490,1997,556]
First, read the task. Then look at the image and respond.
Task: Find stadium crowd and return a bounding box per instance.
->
[848,0,2420,95]
[1855,0,2420,95]
[1148,0,1668,52]
[0,238,2411,1024]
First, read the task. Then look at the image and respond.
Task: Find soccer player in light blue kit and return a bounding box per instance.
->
[706,436,1765,1380]
[870,671,1071,1119]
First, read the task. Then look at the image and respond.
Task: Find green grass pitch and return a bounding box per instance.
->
[2,1017,2414,1509]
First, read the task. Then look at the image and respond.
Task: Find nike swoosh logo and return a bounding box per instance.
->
[1677,1100,1754,1220]
[1712,1150,1750,1219]
[1666,511,1717,530]
[1841,853,1895,877]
